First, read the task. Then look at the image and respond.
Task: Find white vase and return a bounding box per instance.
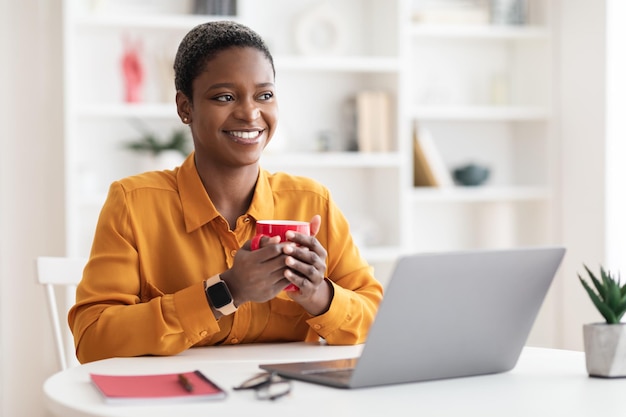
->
[583,323,626,377]
[490,0,527,25]
[137,150,185,173]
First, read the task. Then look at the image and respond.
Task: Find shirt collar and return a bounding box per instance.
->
[177,152,275,232]
[177,152,218,232]
[247,168,275,222]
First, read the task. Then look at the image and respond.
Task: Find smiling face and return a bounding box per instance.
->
[177,46,278,170]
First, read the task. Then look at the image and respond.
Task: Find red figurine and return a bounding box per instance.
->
[121,36,144,103]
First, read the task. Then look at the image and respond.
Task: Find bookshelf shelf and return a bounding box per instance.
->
[411,105,551,121]
[74,14,230,30]
[410,186,551,203]
[77,103,177,119]
[409,24,550,40]
[262,152,402,169]
[275,56,400,73]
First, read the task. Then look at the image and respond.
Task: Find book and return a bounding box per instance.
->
[413,124,454,187]
[356,91,392,152]
[411,0,489,25]
[90,370,227,404]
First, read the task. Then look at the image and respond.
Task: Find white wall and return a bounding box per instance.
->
[557,0,611,350]
[0,0,6,410]
[605,1,626,274]
[0,1,65,416]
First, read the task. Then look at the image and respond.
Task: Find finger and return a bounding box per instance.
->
[309,214,321,236]
[250,234,263,251]
[285,255,325,285]
[283,283,300,292]
[284,232,325,259]
[245,235,281,251]
[255,241,288,263]
[241,262,293,301]
[271,274,291,295]
[284,268,310,290]
[284,230,310,246]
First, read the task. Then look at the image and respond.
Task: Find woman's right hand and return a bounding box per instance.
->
[219,235,293,306]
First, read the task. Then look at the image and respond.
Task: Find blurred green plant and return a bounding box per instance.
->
[124,120,190,157]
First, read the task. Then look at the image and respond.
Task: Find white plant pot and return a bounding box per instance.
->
[583,323,626,377]
[137,150,185,173]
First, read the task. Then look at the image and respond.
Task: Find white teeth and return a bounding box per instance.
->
[230,131,261,140]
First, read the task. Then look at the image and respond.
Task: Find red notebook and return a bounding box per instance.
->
[90,370,227,404]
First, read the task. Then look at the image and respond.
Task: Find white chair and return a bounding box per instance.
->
[36,256,87,370]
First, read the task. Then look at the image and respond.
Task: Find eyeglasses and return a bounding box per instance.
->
[233,372,292,401]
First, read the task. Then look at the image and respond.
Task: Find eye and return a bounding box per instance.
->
[215,94,235,102]
[258,92,274,101]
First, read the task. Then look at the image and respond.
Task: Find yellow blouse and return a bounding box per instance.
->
[69,153,383,363]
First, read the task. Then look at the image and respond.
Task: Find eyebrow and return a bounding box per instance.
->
[207,82,275,91]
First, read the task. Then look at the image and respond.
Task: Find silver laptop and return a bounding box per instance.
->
[260,246,566,388]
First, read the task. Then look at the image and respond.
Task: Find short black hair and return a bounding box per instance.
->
[174,20,275,101]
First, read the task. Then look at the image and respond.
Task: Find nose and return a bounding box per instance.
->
[234,97,260,121]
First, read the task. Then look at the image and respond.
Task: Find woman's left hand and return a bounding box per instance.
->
[281,214,332,315]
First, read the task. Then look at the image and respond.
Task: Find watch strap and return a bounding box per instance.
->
[204,274,237,315]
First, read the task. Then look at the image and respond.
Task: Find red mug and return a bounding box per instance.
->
[251,220,311,291]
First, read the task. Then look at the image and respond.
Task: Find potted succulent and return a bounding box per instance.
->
[579,264,626,377]
[124,121,191,171]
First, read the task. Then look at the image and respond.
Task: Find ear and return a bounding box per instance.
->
[176,91,192,124]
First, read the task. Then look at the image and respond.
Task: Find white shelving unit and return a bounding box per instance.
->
[62,0,556,286]
[404,0,555,259]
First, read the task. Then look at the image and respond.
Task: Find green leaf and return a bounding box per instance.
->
[579,276,619,323]
[579,264,626,324]
[606,279,621,311]
[616,293,626,322]
[123,125,190,157]
[619,272,626,297]
[584,264,606,301]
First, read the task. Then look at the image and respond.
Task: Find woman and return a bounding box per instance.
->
[69,21,383,363]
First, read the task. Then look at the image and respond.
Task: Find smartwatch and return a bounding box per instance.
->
[204,275,237,315]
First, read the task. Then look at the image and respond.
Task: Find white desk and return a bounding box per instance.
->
[44,343,624,417]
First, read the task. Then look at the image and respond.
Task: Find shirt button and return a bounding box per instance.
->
[230,338,239,344]
[230,249,237,257]
[244,217,250,223]
[200,331,208,337]
[313,324,321,330]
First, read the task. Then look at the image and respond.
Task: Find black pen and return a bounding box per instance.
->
[178,373,194,392]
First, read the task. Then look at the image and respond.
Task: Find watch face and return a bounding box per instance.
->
[207,281,232,308]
